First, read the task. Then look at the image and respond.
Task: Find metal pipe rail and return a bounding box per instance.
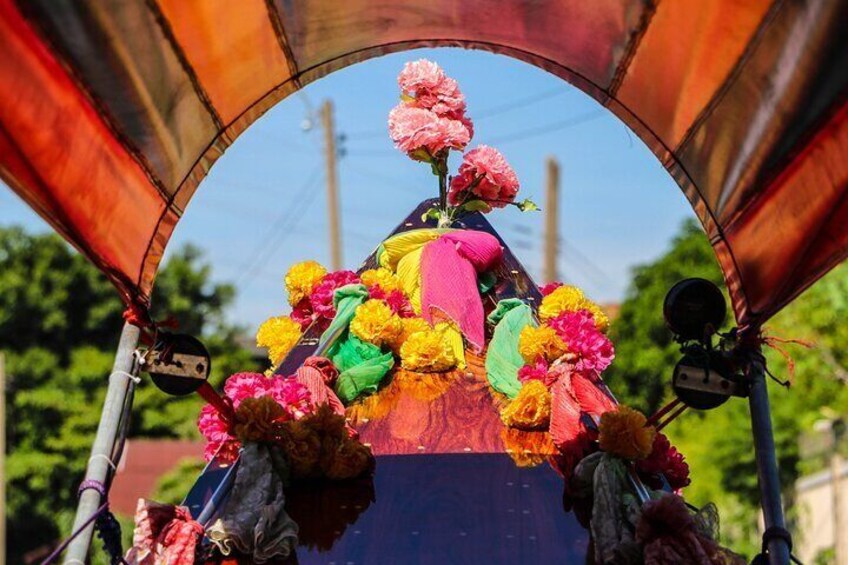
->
[748,353,792,565]
[64,322,140,564]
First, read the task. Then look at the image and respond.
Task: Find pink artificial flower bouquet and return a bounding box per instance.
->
[387,59,537,226]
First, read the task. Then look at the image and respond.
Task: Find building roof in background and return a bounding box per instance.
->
[110,438,204,515]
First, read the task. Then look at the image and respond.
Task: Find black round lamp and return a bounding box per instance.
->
[663,278,726,342]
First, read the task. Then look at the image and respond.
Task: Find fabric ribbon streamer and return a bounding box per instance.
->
[549,365,617,475]
[124,499,203,564]
[378,228,451,313]
[319,284,369,348]
[207,443,298,563]
[295,356,345,417]
[420,230,503,351]
[485,298,535,398]
[330,334,395,404]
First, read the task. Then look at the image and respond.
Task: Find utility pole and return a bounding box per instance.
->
[543,156,560,283]
[320,100,343,270]
[832,419,847,565]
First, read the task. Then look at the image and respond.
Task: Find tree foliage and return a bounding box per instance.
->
[1,227,258,562]
[606,218,848,557]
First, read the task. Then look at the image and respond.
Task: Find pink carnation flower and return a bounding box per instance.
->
[398,59,467,118]
[518,358,553,386]
[547,310,615,374]
[636,433,691,491]
[309,270,361,319]
[398,59,446,96]
[290,299,317,331]
[539,282,563,296]
[448,145,519,208]
[267,377,313,420]
[198,404,240,463]
[198,373,317,462]
[369,286,415,318]
[388,105,471,160]
[223,372,270,408]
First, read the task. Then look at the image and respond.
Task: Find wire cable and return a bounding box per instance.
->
[233,166,323,288]
[486,109,606,145]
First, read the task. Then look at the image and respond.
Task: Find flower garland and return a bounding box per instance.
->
[481,278,741,563]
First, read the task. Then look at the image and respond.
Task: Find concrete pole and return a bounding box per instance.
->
[748,354,792,565]
[543,156,559,284]
[832,419,846,565]
[64,322,140,564]
[321,100,343,270]
[0,352,5,565]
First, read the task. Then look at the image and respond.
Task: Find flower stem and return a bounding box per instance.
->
[436,154,449,227]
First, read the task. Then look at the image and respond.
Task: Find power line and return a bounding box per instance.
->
[233,166,323,288]
[475,87,565,120]
[487,109,606,145]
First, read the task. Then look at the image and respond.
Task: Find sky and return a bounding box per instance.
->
[0,47,695,330]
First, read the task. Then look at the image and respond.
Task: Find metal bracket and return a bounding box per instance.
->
[674,364,743,397]
[143,350,208,380]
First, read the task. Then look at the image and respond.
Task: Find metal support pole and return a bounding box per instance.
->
[64,322,140,564]
[748,354,792,565]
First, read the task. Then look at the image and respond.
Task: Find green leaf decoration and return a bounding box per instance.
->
[461,199,492,213]
[421,207,441,223]
[517,198,540,212]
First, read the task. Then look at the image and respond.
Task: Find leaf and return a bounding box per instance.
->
[421,207,441,223]
[400,93,416,103]
[461,199,492,213]
[516,198,540,212]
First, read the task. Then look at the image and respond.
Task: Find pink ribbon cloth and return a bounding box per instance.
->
[295,356,345,416]
[549,366,616,476]
[125,499,203,565]
[420,230,503,351]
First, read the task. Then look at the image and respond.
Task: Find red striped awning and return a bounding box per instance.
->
[1,0,846,329]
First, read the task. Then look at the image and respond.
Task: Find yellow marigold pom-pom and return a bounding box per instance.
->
[539,284,609,332]
[285,260,327,306]
[400,328,457,372]
[585,302,610,332]
[539,285,586,321]
[389,317,431,353]
[350,299,403,347]
[233,396,286,443]
[518,325,568,363]
[256,315,302,365]
[500,380,551,430]
[360,268,403,293]
[501,427,557,467]
[598,405,656,460]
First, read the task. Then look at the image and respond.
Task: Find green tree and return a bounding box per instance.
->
[605,218,726,414]
[606,218,848,557]
[1,227,258,562]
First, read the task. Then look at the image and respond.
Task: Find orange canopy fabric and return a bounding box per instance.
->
[0,0,846,329]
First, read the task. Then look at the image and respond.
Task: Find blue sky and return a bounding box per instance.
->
[0,48,695,330]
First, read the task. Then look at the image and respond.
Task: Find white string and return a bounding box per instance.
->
[88,454,117,472]
[111,370,141,384]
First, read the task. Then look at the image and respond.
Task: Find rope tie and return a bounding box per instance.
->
[78,479,107,498]
[112,370,141,384]
[40,480,126,565]
[87,454,117,472]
